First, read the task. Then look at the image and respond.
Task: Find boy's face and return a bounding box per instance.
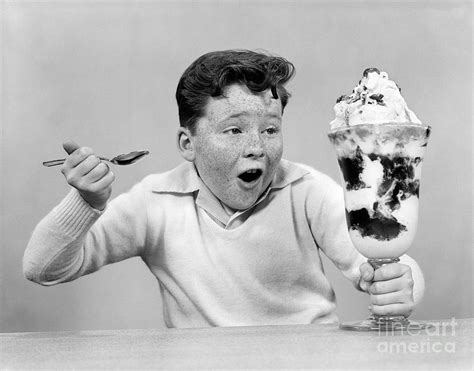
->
[188,83,284,212]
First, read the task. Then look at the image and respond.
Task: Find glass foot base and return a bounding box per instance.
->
[340,316,433,331]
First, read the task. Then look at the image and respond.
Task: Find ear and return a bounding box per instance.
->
[177,127,196,162]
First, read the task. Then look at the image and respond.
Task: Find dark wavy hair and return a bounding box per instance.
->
[176,50,295,133]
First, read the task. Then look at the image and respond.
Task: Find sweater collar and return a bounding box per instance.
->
[151,159,308,227]
[150,159,309,194]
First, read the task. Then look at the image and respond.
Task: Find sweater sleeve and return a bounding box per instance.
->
[302,167,366,288]
[23,181,148,286]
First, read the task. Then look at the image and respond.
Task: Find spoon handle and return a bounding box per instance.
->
[43,157,109,167]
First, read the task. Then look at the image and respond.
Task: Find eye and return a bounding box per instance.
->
[225,127,242,135]
[264,126,280,135]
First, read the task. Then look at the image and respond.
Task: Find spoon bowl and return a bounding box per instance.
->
[109,150,150,165]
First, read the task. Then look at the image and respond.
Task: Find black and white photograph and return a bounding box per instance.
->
[1,0,472,369]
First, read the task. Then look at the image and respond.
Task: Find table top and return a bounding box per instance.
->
[1,318,472,370]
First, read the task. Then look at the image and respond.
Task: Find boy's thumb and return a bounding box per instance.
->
[360,262,374,281]
[63,140,80,155]
[358,262,374,292]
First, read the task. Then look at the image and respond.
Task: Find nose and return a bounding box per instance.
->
[243,131,264,158]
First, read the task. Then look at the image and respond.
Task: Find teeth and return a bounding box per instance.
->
[239,169,262,183]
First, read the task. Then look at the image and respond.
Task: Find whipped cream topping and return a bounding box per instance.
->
[330,68,422,130]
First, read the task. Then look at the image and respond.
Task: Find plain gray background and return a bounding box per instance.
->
[1,0,472,332]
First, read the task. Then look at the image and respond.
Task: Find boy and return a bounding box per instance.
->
[24,50,422,328]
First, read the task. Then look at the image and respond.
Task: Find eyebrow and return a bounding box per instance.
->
[224,112,282,121]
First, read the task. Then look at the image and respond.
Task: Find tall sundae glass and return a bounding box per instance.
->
[328,68,431,331]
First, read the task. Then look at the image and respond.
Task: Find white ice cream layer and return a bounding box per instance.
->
[330,69,422,130]
[392,195,419,229]
[332,131,428,158]
[349,228,416,259]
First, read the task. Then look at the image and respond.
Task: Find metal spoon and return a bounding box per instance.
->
[43,150,150,167]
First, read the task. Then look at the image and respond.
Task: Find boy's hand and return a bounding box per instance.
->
[61,140,115,210]
[359,262,414,317]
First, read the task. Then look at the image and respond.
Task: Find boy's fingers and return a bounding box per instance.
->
[84,162,111,183]
[62,154,100,188]
[370,291,413,306]
[373,263,411,281]
[74,155,101,176]
[63,147,95,169]
[63,140,81,155]
[369,275,413,295]
[87,170,115,192]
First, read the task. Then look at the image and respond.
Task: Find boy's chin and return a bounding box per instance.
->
[221,198,257,213]
[221,182,272,212]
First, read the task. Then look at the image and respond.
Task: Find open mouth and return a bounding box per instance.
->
[238,169,263,183]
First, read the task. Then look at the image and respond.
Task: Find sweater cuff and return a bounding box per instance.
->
[52,189,104,239]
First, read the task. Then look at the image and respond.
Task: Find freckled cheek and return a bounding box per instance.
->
[201,150,237,180]
[266,138,284,161]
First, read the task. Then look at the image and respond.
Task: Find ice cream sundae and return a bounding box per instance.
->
[328,68,430,259]
[328,68,431,331]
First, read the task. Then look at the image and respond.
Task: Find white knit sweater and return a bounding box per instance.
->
[24,160,365,328]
